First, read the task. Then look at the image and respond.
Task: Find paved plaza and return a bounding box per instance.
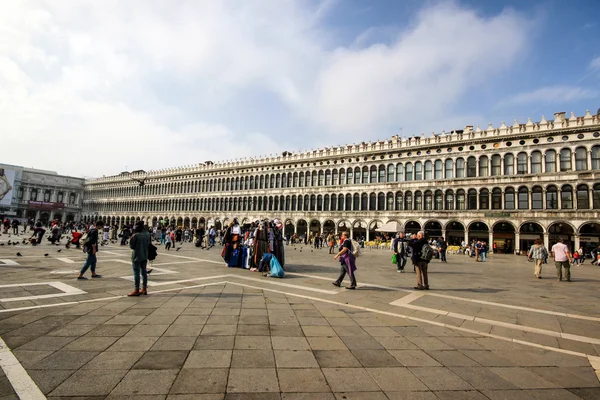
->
[0,236,599,399]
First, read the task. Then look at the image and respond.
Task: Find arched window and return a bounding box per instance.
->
[424,161,433,180]
[414,162,423,180]
[479,156,488,177]
[546,185,558,209]
[369,193,377,211]
[404,191,413,210]
[362,193,369,210]
[297,195,303,210]
[456,189,465,210]
[318,170,325,186]
[405,163,413,181]
[387,164,395,182]
[545,150,556,173]
[424,190,433,210]
[434,190,443,210]
[332,169,338,185]
[353,193,360,210]
[576,184,589,209]
[344,168,351,185]
[456,158,465,178]
[434,160,443,180]
[594,184,600,209]
[467,156,477,177]
[517,152,528,175]
[575,147,588,171]
[532,186,543,209]
[322,194,328,211]
[354,167,361,185]
[479,189,489,209]
[379,165,386,183]
[325,170,331,186]
[561,184,573,209]
[504,154,514,175]
[445,159,453,179]
[330,194,337,211]
[592,146,600,170]
[530,151,542,174]
[467,189,477,210]
[492,188,502,209]
[364,166,370,184]
[305,172,311,187]
[377,192,385,210]
[386,192,394,210]
[345,194,352,211]
[560,149,571,172]
[414,191,423,210]
[445,190,454,210]
[311,171,317,187]
[339,168,346,185]
[292,173,297,187]
[489,155,500,176]
[298,172,303,187]
[396,163,404,181]
[518,187,529,209]
[370,166,377,184]
[395,191,403,210]
[504,187,515,210]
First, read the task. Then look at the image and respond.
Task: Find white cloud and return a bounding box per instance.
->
[590,56,600,70]
[504,85,598,105]
[0,1,531,177]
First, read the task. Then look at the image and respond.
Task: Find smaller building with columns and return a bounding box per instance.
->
[0,163,85,224]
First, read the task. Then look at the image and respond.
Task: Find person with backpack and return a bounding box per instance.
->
[528,238,548,279]
[393,232,407,272]
[409,231,431,290]
[128,221,151,296]
[332,231,357,290]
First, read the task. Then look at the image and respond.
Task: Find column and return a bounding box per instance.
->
[543,232,549,250]
[350,227,354,240]
[441,229,447,241]
[514,232,520,255]
[488,231,494,254]
[574,235,580,253]
[528,189,533,210]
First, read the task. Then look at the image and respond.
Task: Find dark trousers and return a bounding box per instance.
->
[397,255,407,270]
[439,249,447,262]
[415,261,429,288]
[334,263,357,288]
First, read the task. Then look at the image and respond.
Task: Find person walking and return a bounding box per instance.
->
[551,238,572,282]
[527,238,548,279]
[77,220,103,280]
[332,231,357,289]
[128,221,151,296]
[393,232,407,272]
[438,236,448,263]
[409,231,430,290]
[165,230,173,250]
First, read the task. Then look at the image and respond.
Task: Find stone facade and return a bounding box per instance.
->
[0,163,85,223]
[82,110,600,254]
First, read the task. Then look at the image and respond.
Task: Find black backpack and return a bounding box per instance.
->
[148,242,158,261]
[420,243,434,262]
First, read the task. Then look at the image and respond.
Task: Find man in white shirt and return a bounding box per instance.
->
[551,238,572,282]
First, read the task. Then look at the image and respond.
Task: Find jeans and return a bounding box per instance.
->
[80,253,97,275]
[396,255,407,270]
[132,260,148,290]
[334,263,357,288]
[480,251,486,262]
[439,249,446,262]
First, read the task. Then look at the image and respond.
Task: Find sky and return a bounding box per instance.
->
[1,0,599,178]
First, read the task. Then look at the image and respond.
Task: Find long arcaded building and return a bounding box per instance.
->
[82,110,600,255]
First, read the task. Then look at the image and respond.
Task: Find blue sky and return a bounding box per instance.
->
[1,0,599,177]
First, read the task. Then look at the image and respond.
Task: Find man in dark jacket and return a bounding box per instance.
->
[409,231,430,290]
[128,221,151,296]
[393,232,407,272]
[77,221,103,280]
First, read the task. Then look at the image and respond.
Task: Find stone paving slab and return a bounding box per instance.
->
[0,240,599,398]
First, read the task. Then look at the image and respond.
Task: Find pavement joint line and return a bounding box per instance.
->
[55,257,76,264]
[153,253,224,264]
[0,337,46,400]
[387,291,425,305]
[289,272,600,323]
[0,259,20,265]
[222,280,600,363]
[392,303,600,346]
[119,274,231,287]
[0,282,87,303]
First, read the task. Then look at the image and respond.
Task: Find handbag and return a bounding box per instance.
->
[392,253,397,264]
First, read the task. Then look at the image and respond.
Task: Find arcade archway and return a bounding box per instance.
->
[493,221,515,254]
